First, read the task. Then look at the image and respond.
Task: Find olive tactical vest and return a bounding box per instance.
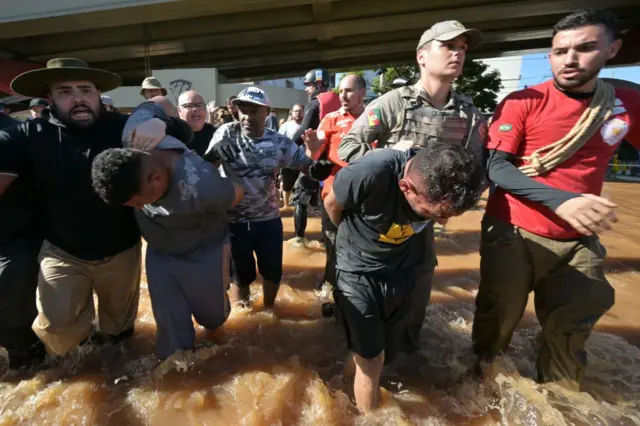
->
[391,85,476,149]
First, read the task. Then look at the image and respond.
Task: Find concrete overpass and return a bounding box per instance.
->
[0,0,639,96]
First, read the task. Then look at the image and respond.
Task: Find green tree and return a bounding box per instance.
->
[371,60,503,113]
[370,66,420,95]
[453,60,503,113]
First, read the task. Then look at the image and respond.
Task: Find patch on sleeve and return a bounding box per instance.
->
[367,108,381,127]
[498,124,513,132]
[600,118,629,146]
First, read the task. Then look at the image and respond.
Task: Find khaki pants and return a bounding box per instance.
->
[33,240,142,356]
[472,214,614,389]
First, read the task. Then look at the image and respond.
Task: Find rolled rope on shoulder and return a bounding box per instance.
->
[518,80,615,177]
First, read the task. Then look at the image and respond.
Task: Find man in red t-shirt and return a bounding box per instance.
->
[304,74,367,289]
[472,9,640,390]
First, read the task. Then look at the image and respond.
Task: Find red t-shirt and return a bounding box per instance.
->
[486,80,640,239]
[312,108,357,199]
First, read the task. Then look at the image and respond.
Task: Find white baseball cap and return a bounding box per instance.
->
[233,86,271,107]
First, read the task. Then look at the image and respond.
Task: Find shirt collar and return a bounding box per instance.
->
[412,83,458,110]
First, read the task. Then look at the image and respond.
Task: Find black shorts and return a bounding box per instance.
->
[229,218,283,287]
[281,169,299,192]
[333,269,415,364]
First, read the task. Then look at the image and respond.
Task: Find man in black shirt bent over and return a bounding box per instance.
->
[324,143,484,412]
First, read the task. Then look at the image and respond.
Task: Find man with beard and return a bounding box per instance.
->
[0,58,192,359]
[324,144,483,412]
[205,87,320,308]
[279,104,304,139]
[302,74,367,289]
[338,21,486,355]
[472,9,640,390]
[278,103,304,206]
[178,90,215,157]
[288,69,341,245]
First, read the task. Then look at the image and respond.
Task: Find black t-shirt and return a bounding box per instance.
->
[188,122,215,157]
[333,149,428,274]
[0,113,19,130]
[0,111,192,260]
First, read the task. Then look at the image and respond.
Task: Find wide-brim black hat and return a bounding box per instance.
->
[11,58,122,98]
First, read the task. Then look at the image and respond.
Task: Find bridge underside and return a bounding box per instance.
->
[0,0,639,91]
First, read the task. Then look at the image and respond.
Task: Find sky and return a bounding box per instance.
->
[518,53,640,90]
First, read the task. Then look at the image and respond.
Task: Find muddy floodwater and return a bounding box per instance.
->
[1,182,640,425]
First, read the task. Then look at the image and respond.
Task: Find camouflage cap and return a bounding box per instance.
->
[417,20,482,50]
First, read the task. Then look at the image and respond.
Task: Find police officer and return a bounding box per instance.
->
[338,20,488,353]
[288,69,341,244]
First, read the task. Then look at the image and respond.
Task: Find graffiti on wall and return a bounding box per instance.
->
[169,79,192,104]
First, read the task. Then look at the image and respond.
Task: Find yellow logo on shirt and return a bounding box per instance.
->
[378,224,415,244]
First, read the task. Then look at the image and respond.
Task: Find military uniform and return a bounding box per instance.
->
[338,83,487,352]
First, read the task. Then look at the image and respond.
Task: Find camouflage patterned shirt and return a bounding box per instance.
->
[206,122,312,223]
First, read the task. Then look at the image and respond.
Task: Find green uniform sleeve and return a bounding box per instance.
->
[338,93,398,163]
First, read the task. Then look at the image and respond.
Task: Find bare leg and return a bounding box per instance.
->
[283,191,291,207]
[354,351,385,412]
[343,351,356,377]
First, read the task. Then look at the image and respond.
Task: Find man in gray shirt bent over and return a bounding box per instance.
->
[91,99,243,359]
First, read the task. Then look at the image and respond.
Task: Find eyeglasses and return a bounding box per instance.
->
[180,103,205,110]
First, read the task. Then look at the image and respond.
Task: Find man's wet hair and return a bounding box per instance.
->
[226,95,237,104]
[409,143,484,213]
[553,9,619,41]
[92,148,145,205]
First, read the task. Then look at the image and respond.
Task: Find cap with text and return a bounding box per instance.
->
[233,87,271,107]
[417,20,482,50]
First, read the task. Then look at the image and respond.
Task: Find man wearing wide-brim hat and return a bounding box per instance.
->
[140,76,167,100]
[0,57,193,364]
